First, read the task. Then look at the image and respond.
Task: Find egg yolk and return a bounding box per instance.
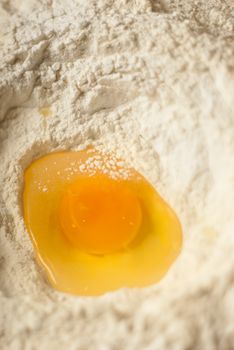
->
[23,148,182,296]
[59,177,142,255]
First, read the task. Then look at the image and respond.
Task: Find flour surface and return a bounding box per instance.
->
[0,1,234,349]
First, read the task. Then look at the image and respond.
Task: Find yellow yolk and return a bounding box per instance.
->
[59,177,142,255]
[23,148,182,296]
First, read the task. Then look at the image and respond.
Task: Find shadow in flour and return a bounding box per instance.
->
[150,0,170,13]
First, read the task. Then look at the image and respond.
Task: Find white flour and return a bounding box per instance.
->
[0,0,234,349]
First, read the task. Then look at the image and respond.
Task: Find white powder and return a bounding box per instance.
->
[77,151,132,179]
[0,0,234,349]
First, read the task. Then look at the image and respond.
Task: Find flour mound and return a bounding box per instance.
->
[0,0,234,349]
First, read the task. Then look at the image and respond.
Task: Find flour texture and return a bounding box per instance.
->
[0,0,234,349]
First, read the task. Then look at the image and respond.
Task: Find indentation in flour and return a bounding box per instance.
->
[150,0,170,13]
[81,81,138,115]
[0,0,234,348]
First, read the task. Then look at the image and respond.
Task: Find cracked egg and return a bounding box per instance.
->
[23,147,182,296]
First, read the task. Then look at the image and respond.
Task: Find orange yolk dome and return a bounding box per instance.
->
[23,148,182,296]
[59,177,142,255]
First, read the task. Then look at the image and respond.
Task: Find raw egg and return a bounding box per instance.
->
[23,148,182,296]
